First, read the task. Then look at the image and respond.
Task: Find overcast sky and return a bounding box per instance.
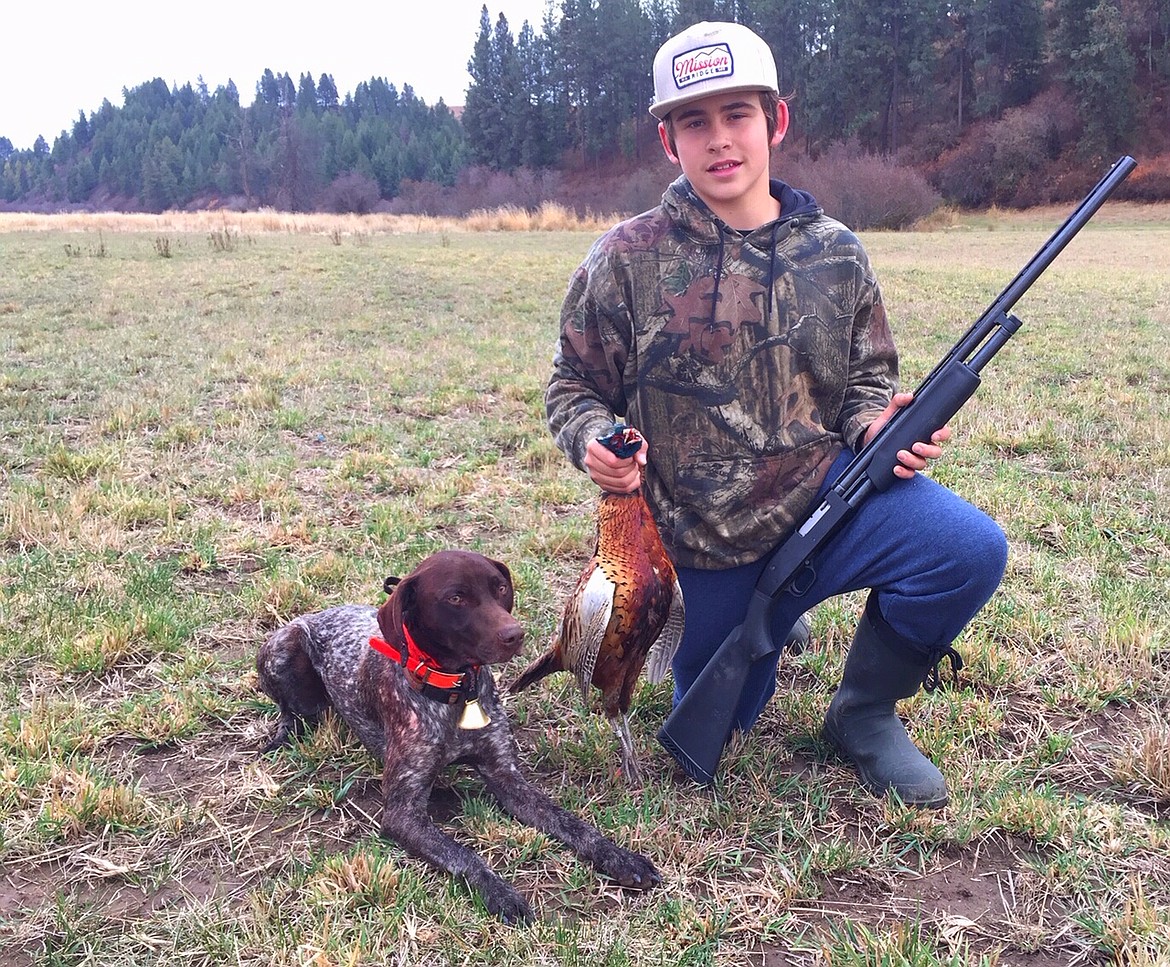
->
[1,1,555,150]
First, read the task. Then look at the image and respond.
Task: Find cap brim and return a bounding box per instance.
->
[649,83,774,120]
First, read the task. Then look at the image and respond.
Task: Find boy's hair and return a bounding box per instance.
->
[660,91,782,157]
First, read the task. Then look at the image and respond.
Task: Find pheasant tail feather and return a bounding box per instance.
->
[507,646,565,694]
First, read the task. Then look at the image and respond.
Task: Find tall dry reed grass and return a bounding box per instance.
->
[0,202,623,236]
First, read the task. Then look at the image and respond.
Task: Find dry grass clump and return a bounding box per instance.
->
[1112,725,1170,801]
[462,200,620,232]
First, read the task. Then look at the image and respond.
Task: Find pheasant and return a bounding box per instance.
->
[509,424,684,786]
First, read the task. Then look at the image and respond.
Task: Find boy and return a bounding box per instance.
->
[545,22,1007,807]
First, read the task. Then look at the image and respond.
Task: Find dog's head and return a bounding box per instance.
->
[377,550,524,669]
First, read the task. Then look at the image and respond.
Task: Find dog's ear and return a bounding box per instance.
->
[383,575,401,596]
[377,574,415,645]
[486,557,515,611]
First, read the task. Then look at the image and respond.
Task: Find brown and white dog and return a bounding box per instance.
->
[256,549,660,923]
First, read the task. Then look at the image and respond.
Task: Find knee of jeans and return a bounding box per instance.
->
[670,645,713,699]
[913,511,1007,615]
[963,513,1009,600]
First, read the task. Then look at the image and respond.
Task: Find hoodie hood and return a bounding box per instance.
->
[662,175,821,246]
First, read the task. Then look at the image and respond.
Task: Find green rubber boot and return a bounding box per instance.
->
[822,597,950,808]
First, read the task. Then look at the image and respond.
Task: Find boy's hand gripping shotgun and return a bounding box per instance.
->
[657,155,1137,785]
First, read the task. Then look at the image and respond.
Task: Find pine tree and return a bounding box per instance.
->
[317,74,340,112]
[1060,0,1137,156]
[72,110,92,148]
[463,6,511,169]
[494,12,524,169]
[258,69,281,107]
[142,136,183,210]
[964,0,1044,119]
[298,73,319,114]
[516,20,564,168]
[815,0,947,153]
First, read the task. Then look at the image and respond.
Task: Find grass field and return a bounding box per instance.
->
[0,204,1168,966]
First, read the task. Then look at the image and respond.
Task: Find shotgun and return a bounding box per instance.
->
[657,155,1138,785]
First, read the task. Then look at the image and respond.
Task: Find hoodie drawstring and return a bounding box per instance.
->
[709,229,725,332]
[767,221,779,329]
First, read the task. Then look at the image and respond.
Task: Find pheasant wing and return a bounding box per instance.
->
[644,577,685,684]
[561,563,614,702]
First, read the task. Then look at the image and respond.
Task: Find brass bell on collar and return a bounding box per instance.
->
[458,698,490,730]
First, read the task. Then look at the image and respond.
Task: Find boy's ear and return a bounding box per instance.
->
[658,121,680,165]
[771,99,790,148]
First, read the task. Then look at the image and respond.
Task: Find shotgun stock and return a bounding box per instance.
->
[658,155,1137,786]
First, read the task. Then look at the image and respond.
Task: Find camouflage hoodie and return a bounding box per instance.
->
[547,175,898,570]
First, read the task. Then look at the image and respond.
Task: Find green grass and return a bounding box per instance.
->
[0,215,1167,966]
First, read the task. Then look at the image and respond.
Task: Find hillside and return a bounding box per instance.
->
[1,0,1167,218]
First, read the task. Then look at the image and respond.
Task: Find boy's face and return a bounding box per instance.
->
[658,92,788,228]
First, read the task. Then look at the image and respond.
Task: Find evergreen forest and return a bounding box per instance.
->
[2,0,1167,215]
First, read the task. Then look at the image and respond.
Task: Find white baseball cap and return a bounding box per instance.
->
[650,21,779,121]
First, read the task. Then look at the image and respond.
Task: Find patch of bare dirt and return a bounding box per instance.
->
[1047,702,1167,818]
[774,835,1073,967]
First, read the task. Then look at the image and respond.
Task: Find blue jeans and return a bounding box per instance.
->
[671,450,1009,731]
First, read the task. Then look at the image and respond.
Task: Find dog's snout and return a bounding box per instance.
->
[497,622,525,655]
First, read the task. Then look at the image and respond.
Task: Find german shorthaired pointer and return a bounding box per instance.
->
[256,549,660,922]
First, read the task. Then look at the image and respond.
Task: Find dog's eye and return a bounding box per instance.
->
[448,593,463,605]
[496,584,508,597]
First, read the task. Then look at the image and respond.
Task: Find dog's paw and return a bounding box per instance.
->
[593,844,662,891]
[259,716,300,753]
[480,880,534,925]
